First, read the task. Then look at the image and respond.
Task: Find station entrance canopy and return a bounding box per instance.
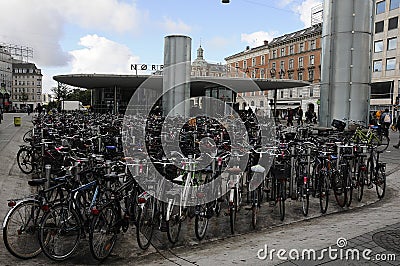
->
[53,74,310,113]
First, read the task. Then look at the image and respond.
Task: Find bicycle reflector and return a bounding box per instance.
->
[91,208,100,215]
[7,201,16,207]
[41,205,50,212]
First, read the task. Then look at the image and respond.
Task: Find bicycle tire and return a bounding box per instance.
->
[356,165,366,202]
[2,200,43,259]
[375,166,386,199]
[319,172,329,214]
[345,164,353,208]
[278,181,285,221]
[17,147,34,174]
[251,188,259,229]
[23,130,33,143]
[194,203,209,240]
[229,189,237,234]
[372,135,389,152]
[166,199,181,244]
[136,200,155,250]
[300,185,309,216]
[333,171,346,208]
[89,205,118,261]
[39,204,82,261]
[366,158,374,188]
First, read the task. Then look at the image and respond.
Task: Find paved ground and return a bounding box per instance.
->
[0,113,399,265]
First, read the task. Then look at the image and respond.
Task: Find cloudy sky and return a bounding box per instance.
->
[0,0,322,93]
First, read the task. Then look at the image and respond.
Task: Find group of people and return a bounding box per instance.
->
[371,108,400,149]
[285,106,317,126]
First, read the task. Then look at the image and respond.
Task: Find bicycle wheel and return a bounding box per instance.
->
[229,188,237,234]
[17,147,34,174]
[194,203,209,240]
[319,172,329,214]
[89,205,118,261]
[136,199,155,250]
[345,164,353,208]
[300,184,309,216]
[251,188,260,229]
[23,130,33,143]
[356,165,366,202]
[39,204,81,261]
[3,200,43,259]
[278,180,285,221]
[375,166,386,199]
[332,171,346,208]
[366,158,374,188]
[372,135,389,152]
[166,198,181,244]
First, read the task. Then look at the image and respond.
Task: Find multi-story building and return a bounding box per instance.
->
[191,45,227,77]
[372,0,400,114]
[0,45,12,110]
[12,61,43,110]
[225,23,322,117]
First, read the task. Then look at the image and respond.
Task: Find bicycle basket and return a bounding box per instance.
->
[331,119,346,132]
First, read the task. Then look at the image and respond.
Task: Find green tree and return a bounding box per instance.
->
[66,89,91,106]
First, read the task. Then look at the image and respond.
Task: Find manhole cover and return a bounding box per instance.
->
[372,230,400,254]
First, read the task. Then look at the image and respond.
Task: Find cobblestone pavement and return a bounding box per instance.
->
[0,113,399,265]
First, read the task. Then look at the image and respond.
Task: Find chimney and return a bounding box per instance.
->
[264,40,268,46]
[246,46,250,50]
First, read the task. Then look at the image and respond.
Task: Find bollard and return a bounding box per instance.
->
[45,165,51,189]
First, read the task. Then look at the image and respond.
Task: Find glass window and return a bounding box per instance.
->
[243,60,247,69]
[281,47,285,57]
[299,57,304,68]
[310,40,316,50]
[273,50,277,59]
[308,69,314,81]
[260,101,264,107]
[388,37,397,50]
[374,60,382,72]
[289,45,294,55]
[252,57,256,66]
[386,58,396,70]
[375,21,384,33]
[280,91,284,98]
[390,0,400,10]
[374,40,384,52]
[298,72,303,80]
[289,59,294,69]
[272,62,276,69]
[299,42,304,52]
[310,55,315,65]
[251,101,255,106]
[280,60,285,70]
[310,88,314,97]
[389,17,398,30]
[288,72,294,79]
[261,55,265,65]
[377,1,386,14]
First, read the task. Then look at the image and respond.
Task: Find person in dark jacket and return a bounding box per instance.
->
[393,114,400,149]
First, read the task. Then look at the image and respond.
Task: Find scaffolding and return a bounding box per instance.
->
[0,42,33,62]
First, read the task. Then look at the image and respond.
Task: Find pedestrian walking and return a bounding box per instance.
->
[297,106,303,126]
[380,108,392,137]
[287,108,294,126]
[393,114,400,149]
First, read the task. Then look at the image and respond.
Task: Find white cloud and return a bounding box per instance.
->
[0,0,145,67]
[293,0,323,27]
[241,31,278,48]
[69,34,140,74]
[161,17,192,35]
